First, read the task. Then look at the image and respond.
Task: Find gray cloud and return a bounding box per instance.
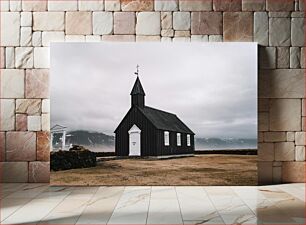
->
[51,42,257,139]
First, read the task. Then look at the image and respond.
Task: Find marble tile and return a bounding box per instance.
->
[108,186,150,224]
[147,187,183,224]
[183,217,225,225]
[219,202,257,224]
[66,12,92,35]
[1,12,20,46]
[42,99,50,113]
[25,69,49,98]
[274,197,305,223]
[6,132,36,161]
[258,187,297,205]
[150,186,178,199]
[1,184,305,225]
[27,115,41,131]
[277,184,305,202]
[35,187,72,201]
[191,12,222,35]
[242,197,275,214]
[2,198,65,224]
[114,12,135,35]
[0,69,24,98]
[0,99,15,131]
[16,114,27,131]
[0,132,5,161]
[5,183,48,199]
[256,203,297,224]
[34,47,50,68]
[259,69,304,99]
[41,113,50,131]
[204,186,235,196]
[282,162,306,183]
[204,187,258,224]
[136,12,160,36]
[64,186,98,200]
[179,0,212,11]
[147,198,183,224]
[0,183,26,200]
[213,0,242,11]
[39,189,95,224]
[76,186,124,224]
[23,1,47,11]
[37,131,50,161]
[176,187,217,221]
[231,186,266,201]
[223,12,253,41]
[33,12,65,31]
[29,161,50,183]
[93,12,113,35]
[0,183,28,196]
[0,197,33,222]
[121,0,154,11]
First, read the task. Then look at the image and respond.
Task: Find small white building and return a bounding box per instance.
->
[51,124,68,151]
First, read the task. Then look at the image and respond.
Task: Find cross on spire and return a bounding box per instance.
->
[134,64,139,77]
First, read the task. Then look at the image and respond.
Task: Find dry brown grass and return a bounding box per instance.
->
[50,154,257,186]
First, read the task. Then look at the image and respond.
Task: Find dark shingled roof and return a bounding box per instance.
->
[130,77,145,96]
[138,106,194,134]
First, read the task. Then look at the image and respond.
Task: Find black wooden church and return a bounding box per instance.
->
[114,72,195,157]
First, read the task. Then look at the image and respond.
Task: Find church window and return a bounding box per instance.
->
[164,131,170,146]
[177,133,181,146]
[187,134,191,146]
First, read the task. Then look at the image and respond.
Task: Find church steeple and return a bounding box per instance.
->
[130,76,145,108]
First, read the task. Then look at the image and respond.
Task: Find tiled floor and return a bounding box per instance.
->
[0,183,305,224]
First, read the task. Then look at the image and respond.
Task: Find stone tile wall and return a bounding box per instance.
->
[0,0,305,184]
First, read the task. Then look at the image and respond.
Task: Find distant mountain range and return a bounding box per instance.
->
[52,130,257,152]
[195,138,257,150]
[52,130,115,152]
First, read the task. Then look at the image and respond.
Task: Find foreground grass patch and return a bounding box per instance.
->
[51,154,257,186]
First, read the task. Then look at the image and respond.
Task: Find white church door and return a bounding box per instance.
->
[128,124,141,156]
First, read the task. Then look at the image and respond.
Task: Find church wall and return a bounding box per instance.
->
[156,130,194,156]
[115,107,158,157]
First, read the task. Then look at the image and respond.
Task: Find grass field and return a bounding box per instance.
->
[50,154,257,186]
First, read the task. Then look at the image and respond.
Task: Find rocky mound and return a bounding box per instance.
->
[51,145,96,171]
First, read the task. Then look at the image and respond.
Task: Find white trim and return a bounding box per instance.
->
[164,131,170,146]
[128,124,141,134]
[128,124,141,156]
[177,133,181,146]
[187,134,191,146]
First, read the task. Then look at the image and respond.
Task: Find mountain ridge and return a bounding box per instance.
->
[52,130,256,151]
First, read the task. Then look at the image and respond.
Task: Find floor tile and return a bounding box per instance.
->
[39,189,95,224]
[0,198,33,222]
[76,186,124,224]
[176,187,217,221]
[277,183,305,202]
[108,186,150,224]
[0,183,27,199]
[2,198,64,224]
[0,183,304,225]
[147,187,183,224]
[5,184,48,199]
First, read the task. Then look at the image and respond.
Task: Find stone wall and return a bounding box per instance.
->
[0,0,305,184]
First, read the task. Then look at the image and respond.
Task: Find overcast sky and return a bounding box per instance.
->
[51,42,257,139]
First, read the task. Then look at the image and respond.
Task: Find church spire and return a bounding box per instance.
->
[130,77,145,96]
[130,66,145,108]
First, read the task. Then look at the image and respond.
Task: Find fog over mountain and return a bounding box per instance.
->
[52,130,256,152]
